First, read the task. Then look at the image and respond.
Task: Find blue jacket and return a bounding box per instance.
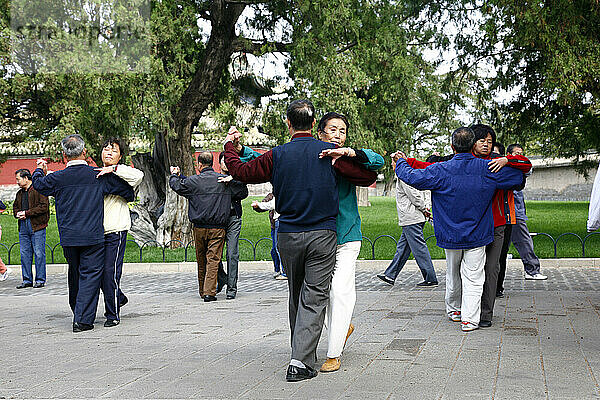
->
[513,190,527,221]
[32,165,135,247]
[395,153,524,249]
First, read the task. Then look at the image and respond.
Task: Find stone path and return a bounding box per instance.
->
[1,266,600,399]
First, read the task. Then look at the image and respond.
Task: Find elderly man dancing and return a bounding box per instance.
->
[394,127,525,332]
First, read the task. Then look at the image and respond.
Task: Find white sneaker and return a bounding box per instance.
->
[448,311,461,322]
[461,321,479,332]
[275,274,288,280]
[0,269,9,281]
[273,272,281,279]
[525,273,548,280]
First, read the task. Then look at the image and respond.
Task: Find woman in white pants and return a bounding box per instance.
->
[317,112,384,372]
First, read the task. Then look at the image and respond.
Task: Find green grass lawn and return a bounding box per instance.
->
[0,197,596,265]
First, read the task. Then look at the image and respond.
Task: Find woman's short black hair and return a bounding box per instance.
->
[470,124,497,145]
[317,112,350,134]
[101,137,127,156]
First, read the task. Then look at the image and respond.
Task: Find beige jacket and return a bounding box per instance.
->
[104,165,144,234]
[395,178,431,226]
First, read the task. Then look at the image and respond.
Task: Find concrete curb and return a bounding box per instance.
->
[4,258,600,275]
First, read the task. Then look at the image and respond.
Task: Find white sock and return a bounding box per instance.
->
[290,359,306,369]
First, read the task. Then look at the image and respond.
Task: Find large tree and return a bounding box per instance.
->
[1,0,455,244]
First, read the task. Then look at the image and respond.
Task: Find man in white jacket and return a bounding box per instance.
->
[588,161,600,232]
[96,138,144,327]
[376,177,438,286]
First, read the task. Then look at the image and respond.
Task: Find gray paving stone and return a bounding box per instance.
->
[2,265,600,399]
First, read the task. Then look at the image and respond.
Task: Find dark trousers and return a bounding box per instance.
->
[480,225,505,321]
[277,229,337,369]
[194,227,226,296]
[496,224,513,293]
[216,215,242,297]
[63,243,104,325]
[101,231,128,321]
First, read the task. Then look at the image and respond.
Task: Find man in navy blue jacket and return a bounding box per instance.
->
[32,134,135,332]
[394,127,524,332]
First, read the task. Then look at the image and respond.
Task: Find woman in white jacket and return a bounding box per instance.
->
[96,138,144,327]
[588,161,600,232]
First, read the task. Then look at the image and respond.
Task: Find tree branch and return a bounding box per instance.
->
[232,37,292,54]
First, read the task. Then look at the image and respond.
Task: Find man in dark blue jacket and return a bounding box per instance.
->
[169,151,248,303]
[394,127,524,332]
[32,134,135,332]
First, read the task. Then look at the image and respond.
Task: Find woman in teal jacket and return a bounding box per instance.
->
[317,112,384,372]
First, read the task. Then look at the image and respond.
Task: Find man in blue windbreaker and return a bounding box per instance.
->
[394,127,525,332]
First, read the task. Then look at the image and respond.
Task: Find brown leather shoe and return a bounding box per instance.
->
[344,323,355,346]
[320,357,341,372]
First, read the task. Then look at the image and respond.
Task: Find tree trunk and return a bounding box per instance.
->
[356,186,371,207]
[151,1,246,246]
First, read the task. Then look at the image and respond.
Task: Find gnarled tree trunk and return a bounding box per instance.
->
[132,1,246,247]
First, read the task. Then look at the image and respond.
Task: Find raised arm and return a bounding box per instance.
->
[168,174,194,197]
[332,158,378,187]
[114,165,144,187]
[31,168,57,197]
[224,141,273,184]
[394,158,444,191]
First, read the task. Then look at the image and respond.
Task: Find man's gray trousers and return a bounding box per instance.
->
[277,229,337,369]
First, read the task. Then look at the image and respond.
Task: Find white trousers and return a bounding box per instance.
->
[444,247,486,325]
[325,241,361,358]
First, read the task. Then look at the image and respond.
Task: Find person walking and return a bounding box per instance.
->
[32,134,135,332]
[95,138,144,327]
[223,99,377,382]
[376,174,437,287]
[13,169,50,289]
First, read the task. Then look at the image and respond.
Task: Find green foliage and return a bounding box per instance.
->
[431,1,600,161]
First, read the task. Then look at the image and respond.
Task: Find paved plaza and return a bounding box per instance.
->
[2,263,600,399]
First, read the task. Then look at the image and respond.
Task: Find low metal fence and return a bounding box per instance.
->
[0,232,598,264]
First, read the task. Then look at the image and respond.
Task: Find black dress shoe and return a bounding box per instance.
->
[479,320,492,328]
[104,319,120,328]
[226,294,235,300]
[376,274,394,285]
[496,290,504,298]
[73,322,94,333]
[33,282,45,288]
[286,365,318,382]
[203,295,217,302]
[16,283,33,289]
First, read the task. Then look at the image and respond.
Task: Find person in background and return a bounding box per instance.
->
[95,138,144,327]
[169,151,248,302]
[252,193,286,280]
[0,200,8,281]
[505,144,548,281]
[13,168,50,289]
[588,160,600,233]
[376,169,438,287]
[214,152,249,300]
